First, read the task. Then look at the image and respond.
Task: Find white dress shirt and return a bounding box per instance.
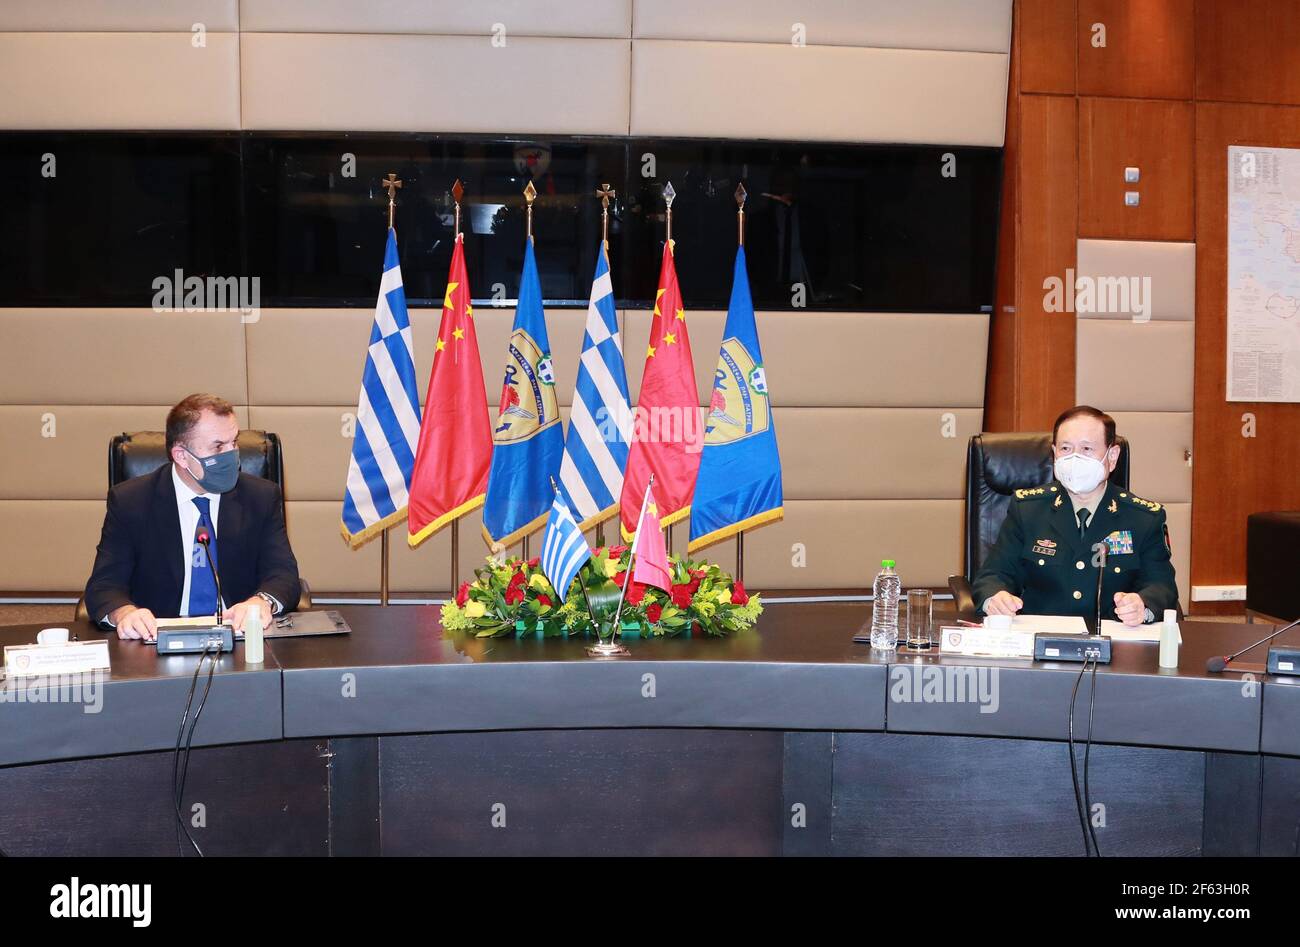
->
[173,464,226,617]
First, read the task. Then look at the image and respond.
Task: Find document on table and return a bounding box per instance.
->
[1100,619,1180,643]
[1007,614,1089,636]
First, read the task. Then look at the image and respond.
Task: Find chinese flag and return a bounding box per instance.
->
[631,486,672,593]
[619,241,701,541]
[408,235,493,547]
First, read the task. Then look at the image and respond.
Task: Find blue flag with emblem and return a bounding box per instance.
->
[482,239,565,548]
[688,246,783,552]
[541,492,592,603]
[341,227,423,547]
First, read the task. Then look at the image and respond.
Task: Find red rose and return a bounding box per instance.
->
[504,586,525,606]
[611,570,627,587]
[671,584,694,609]
[731,581,749,606]
[687,578,701,594]
[537,594,553,608]
[527,556,540,569]
[690,568,707,579]
[456,581,471,607]
[594,546,605,556]
[508,570,525,589]
[625,581,645,606]
[610,545,629,557]
[646,603,663,623]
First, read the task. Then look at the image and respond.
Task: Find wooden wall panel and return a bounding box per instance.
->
[1076,0,1194,99]
[1079,96,1195,239]
[1192,101,1300,589]
[1018,0,1076,94]
[985,13,1021,432]
[1014,93,1078,430]
[1196,0,1300,106]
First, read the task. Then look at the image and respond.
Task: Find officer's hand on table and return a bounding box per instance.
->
[110,604,157,641]
[983,590,1024,616]
[1113,591,1146,626]
[227,596,271,634]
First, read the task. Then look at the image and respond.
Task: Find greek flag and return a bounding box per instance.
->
[558,241,632,530]
[341,228,423,547]
[541,493,592,603]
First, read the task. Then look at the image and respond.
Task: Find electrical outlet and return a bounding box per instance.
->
[1191,585,1247,602]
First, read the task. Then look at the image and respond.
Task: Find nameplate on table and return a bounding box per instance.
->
[939,626,1035,658]
[4,641,111,677]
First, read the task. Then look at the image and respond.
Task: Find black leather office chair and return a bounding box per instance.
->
[76,430,311,622]
[948,432,1129,619]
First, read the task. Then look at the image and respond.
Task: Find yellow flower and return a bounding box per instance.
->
[464,600,487,619]
[529,572,550,591]
[714,587,732,604]
[603,559,620,578]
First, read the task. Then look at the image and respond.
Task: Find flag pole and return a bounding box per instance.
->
[612,473,654,631]
[593,183,616,552]
[661,183,677,557]
[518,180,541,564]
[448,178,465,599]
[378,172,403,606]
[734,182,747,585]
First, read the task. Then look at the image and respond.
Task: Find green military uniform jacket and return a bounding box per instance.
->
[971,479,1179,622]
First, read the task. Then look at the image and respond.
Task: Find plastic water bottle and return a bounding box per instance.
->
[870,559,901,650]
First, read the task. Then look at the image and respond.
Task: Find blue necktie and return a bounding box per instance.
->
[189,496,219,617]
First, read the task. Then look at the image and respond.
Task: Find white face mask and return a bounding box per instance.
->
[1054,452,1108,495]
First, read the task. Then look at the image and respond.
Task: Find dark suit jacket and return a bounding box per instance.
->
[971,479,1179,621]
[84,465,301,626]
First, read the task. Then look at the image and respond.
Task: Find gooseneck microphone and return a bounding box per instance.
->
[194,527,225,628]
[1093,542,1108,636]
[1206,616,1300,672]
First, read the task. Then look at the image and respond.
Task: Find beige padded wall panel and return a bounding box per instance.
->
[1,405,250,501]
[1076,320,1194,413]
[630,41,1007,145]
[0,310,248,405]
[776,407,981,499]
[1075,240,1195,321]
[246,307,588,407]
[240,34,630,134]
[1164,501,1191,610]
[285,500,524,595]
[0,1,238,31]
[717,499,963,590]
[633,0,1011,53]
[240,0,631,37]
[1108,411,1192,504]
[625,311,988,408]
[0,500,103,591]
[0,33,240,130]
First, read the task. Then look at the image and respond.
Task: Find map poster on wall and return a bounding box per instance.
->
[1227,145,1300,402]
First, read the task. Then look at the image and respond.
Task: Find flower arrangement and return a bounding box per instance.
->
[440,545,763,638]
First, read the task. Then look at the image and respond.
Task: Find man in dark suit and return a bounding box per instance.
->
[85,393,301,640]
[972,405,1179,625]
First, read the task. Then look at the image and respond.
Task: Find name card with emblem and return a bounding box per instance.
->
[4,637,110,677]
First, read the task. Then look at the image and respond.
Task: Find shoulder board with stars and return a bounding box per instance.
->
[1118,491,1162,514]
[1013,484,1059,501]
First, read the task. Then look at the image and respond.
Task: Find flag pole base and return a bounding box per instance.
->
[586,640,631,658]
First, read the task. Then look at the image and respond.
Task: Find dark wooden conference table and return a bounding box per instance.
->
[0,603,1295,856]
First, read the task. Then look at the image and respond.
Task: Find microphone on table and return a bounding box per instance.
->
[1093,542,1108,636]
[195,527,226,628]
[1206,615,1300,673]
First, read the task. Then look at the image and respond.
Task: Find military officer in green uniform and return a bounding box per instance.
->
[973,405,1179,626]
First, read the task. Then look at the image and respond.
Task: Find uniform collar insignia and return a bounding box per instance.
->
[1107,499,1118,513]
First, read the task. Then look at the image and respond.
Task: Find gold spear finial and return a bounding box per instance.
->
[381,173,402,229]
[451,178,465,240]
[663,181,676,244]
[735,182,747,247]
[523,179,537,242]
[596,183,615,248]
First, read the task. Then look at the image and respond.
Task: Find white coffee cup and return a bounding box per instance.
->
[37,627,70,645]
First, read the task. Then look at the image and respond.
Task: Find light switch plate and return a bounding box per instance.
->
[1125,167,1140,183]
[1124,191,1140,206]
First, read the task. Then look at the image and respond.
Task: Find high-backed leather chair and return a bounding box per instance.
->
[76,430,311,622]
[949,432,1129,618]
[1246,511,1300,623]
